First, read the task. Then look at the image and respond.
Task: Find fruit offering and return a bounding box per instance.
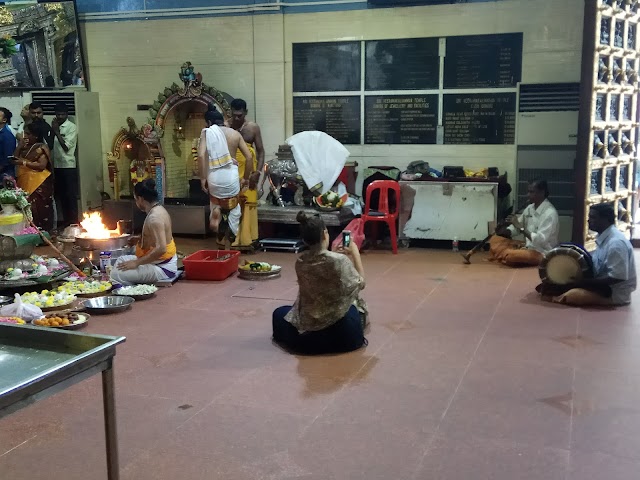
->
[33,312,81,327]
[239,260,280,272]
[21,290,76,309]
[59,280,112,295]
[0,316,25,325]
[314,191,348,210]
[114,284,158,296]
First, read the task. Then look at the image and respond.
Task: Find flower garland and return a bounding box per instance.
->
[0,35,17,59]
[130,160,151,185]
[0,177,32,221]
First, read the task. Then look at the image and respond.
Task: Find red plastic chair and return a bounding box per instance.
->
[362,180,401,254]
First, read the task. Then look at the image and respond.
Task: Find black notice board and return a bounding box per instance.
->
[293,96,361,144]
[444,33,523,89]
[293,42,361,92]
[365,38,439,90]
[443,93,516,145]
[365,95,438,144]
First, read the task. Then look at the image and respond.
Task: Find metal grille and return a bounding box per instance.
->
[29,92,76,115]
[575,0,638,247]
[517,168,576,214]
[519,83,581,112]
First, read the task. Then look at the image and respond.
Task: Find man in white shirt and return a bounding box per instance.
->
[489,179,560,267]
[541,203,637,306]
[51,102,78,228]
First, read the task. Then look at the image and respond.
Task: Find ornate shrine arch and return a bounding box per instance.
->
[147,61,233,138]
[106,62,235,202]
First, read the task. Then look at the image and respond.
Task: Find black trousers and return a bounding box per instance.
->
[272,305,366,355]
[54,168,79,227]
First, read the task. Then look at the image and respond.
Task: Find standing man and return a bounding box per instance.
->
[0,108,17,180]
[51,102,78,228]
[198,106,254,244]
[19,102,54,149]
[489,179,560,266]
[228,98,265,249]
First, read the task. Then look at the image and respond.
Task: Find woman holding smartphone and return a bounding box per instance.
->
[12,121,54,232]
[272,211,368,355]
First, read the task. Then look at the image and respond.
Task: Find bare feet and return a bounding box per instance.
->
[209,207,221,232]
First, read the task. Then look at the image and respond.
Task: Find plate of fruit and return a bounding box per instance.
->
[58,280,112,298]
[238,261,281,280]
[313,191,348,212]
[32,312,89,330]
[0,316,26,325]
[21,290,76,312]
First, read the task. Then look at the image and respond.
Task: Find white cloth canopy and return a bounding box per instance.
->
[285,131,350,195]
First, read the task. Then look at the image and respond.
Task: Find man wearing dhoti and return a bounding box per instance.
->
[228,99,264,250]
[198,107,254,244]
[489,179,560,267]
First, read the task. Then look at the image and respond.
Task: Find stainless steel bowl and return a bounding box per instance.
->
[75,234,131,251]
[81,295,135,314]
[0,295,12,305]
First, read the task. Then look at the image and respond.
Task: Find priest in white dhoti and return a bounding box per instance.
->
[198,107,254,242]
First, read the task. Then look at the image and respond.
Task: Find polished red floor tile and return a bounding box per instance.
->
[1,244,638,479]
[416,434,569,480]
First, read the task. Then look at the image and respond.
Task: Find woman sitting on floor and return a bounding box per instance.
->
[272,211,368,355]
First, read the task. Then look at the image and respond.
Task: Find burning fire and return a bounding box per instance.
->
[80,212,113,239]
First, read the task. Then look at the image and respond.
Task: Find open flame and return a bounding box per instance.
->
[79,212,113,239]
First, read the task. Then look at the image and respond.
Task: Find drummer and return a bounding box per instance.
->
[539,203,636,306]
[110,178,178,286]
[489,179,559,267]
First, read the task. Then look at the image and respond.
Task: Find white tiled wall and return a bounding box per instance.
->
[82,0,584,196]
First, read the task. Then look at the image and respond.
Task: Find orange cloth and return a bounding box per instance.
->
[232,146,259,248]
[16,145,51,195]
[17,166,51,196]
[135,238,176,261]
[489,235,543,267]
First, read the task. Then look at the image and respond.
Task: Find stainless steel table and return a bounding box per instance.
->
[0,324,126,480]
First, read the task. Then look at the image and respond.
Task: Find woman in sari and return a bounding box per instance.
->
[12,121,54,232]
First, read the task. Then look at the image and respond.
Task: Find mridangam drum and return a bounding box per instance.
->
[539,244,594,285]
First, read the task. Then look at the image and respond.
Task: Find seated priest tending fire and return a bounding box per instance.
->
[110,179,178,286]
[198,106,254,244]
[489,179,560,267]
[537,203,636,307]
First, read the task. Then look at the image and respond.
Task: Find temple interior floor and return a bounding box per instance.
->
[2,239,640,480]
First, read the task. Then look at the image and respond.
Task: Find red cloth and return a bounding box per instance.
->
[331,218,365,252]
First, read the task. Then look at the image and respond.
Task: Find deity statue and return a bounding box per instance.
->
[178,62,203,97]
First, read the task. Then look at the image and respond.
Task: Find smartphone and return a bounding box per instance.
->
[342,230,351,248]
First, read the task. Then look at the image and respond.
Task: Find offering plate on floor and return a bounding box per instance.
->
[112,284,158,300]
[82,296,134,314]
[32,313,89,330]
[238,261,281,280]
